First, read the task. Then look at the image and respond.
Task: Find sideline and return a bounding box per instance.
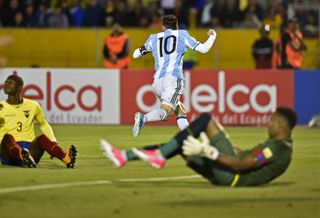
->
[0,175,201,195]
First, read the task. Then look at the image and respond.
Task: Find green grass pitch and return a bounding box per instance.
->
[0,125,319,218]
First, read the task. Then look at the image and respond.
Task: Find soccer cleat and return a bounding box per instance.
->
[21,148,37,168]
[132,148,165,169]
[132,112,144,137]
[100,139,127,168]
[65,145,77,168]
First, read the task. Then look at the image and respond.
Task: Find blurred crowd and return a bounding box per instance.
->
[0,0,319,36]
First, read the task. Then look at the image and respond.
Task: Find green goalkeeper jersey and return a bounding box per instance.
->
[235,139,293,186]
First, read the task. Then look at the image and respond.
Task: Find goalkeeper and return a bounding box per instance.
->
[101,107,297,187]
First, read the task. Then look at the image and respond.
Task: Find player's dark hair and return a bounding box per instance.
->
[276,107,298,129]
[162,15,178,30]
[7,75,24,87]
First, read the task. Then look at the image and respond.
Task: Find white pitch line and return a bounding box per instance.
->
[117,175,201,182]
[0,175,201,195]
[0,180,112,195]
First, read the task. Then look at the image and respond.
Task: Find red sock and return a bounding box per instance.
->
[35,135,66,160]
[2,134,23,161]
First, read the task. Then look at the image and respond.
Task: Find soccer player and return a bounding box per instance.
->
[132,15,217,137]
[101,107,297,187]
[0,75,77,168]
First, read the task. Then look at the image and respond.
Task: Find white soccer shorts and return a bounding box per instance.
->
[152,74,184,109]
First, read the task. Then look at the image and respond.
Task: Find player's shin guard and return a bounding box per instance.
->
[35,135,66,160]
[2,134,23,161]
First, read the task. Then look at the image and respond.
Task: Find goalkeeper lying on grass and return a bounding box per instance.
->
[101,107,297,187]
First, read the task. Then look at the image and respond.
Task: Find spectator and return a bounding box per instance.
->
[239,13,260,28]
[252,24,274,69]
[200,0,219,27]
[34,1,50,27]
[103,23,130,69]
[60,0,73,26]
[48,4,69,28]
[219,0,243,28]
[278,18,307,69]
[1,0,23,27]
[68,0,84,27]
[207,2,222,28]
[24,3,38,27]
[240,0,264,28]
[112,0,130,26]
[148,0,164,18]
[83,0,102,27]
[302,12,318,38]
[12,11,26,27]
[161,0,175,15]
[100,0,114,27]
[149,12,162,30]
[173,0,190,29]
[263,0,286,28]
[0,0,314,36]
[129,0,151,27]
[243,0,264,22]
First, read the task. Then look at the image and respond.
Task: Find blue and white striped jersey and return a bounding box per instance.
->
[144,29,199,80]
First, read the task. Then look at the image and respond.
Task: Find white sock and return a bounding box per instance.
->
[176,115,189,130]
[144,108,167,123]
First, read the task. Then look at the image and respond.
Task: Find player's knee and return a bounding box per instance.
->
[2,134,15,144]
[35,134,51,146]
[3,134,13,140]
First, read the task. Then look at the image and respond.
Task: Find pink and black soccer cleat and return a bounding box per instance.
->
[100,139,127,168]
[132,148,165,169]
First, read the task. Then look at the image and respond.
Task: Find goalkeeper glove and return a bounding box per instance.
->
[182,132,219,160]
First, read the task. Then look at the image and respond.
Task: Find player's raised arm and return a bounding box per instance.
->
[194,29,217,53]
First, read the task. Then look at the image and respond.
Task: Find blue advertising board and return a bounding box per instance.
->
[295,70,320,124]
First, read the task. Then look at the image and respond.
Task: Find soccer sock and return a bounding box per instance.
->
[126,150,139,160]
[2,134,23,161]
[35,135,67,161]
[159,113,212,159]
[144,108,167,123]
[176,115,189,130]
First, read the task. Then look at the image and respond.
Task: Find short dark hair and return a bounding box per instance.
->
[7,74,24,87]
[276,107,298,129]
[162,15,178,30]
